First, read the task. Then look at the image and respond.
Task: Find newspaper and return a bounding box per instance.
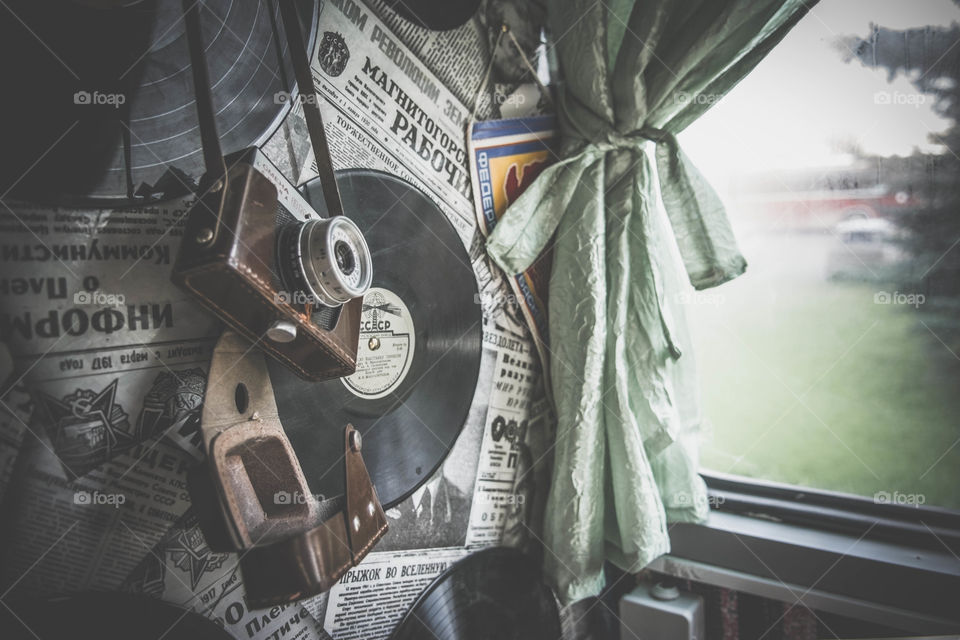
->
[294,0,476,239]
[0,1,549,636]
[364,0,549,117]
[465,331,542,546]
[318,548,468,640]
[364,0,489,109]
[0,344,29,503]
[123,509,327,640]
[0,393,26,503]
[0,197,332,637]
[1,439,194,594]
[0,197,222,597]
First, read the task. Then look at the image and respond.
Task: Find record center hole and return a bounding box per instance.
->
[235,383,249,414]
[334,240,355,276]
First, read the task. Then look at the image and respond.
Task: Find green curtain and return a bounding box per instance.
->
[485,0,815,603]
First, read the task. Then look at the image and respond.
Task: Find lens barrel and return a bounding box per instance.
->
[281,216,372,307]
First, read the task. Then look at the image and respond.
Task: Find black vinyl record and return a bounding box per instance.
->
[390,547,561,640]
[0,592,233,640]
[0,0,316,204]
[266,169,483,509]
[384,0,481,31]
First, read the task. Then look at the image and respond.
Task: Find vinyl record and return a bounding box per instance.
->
[0,0,317,203]
[0,592,233,640]
[384,0,482,31]
[391,547,561,640]
[265,169,483,509]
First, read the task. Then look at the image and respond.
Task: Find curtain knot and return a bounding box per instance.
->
[580,126,678,158]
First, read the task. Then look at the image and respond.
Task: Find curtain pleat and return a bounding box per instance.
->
[486,0,817,603]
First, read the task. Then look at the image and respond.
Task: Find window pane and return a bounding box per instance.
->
[680,0,960,511]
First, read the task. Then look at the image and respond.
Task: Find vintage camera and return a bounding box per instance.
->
[171,0,387,609]
[172,147,372,380]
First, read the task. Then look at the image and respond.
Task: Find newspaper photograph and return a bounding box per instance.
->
[377,342,494,552]
[365,0,548,119]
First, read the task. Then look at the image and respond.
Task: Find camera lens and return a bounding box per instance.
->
[281,216,372,307]
[334,240,355,276]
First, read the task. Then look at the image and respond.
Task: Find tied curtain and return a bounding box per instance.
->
[485,0,814,603]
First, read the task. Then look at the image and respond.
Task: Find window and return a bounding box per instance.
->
[679,0,960,512]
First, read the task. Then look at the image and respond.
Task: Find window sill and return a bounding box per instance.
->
[650,510,960,635]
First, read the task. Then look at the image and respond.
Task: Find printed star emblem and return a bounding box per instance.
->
[168,527,226,590]
[37,379,132,476]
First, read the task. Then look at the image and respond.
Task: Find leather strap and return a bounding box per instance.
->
[196,330,388,606]
[278,0,344,217]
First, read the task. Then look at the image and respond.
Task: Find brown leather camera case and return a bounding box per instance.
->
[172,159,361,381]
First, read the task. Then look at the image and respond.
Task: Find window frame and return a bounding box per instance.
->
[703,470,960,550]
[655,1,960,632]
[649,472,960,634]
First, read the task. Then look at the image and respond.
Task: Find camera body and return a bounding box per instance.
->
[172,147,371,381]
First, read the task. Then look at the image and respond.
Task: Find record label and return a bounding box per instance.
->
[343,287,415,399]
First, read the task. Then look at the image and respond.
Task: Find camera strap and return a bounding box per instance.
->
[182,0,227,192]
[182,0,344,218]
[183,0,343,216]
[278,0,344,217]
